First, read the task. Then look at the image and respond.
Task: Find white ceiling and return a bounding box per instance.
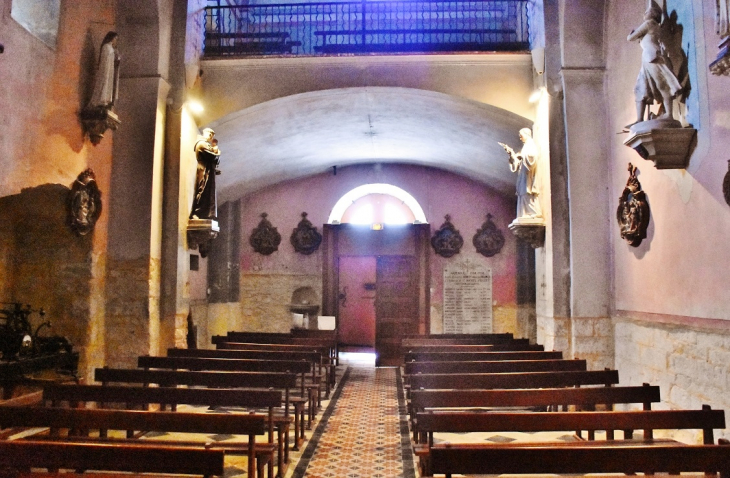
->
[208,87,532,202]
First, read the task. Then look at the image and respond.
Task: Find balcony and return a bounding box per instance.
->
[203,0,530,57]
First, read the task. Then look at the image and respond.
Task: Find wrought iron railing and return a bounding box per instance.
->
[204,0,529,56]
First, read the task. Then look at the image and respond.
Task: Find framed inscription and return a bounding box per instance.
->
[443,260,492,334]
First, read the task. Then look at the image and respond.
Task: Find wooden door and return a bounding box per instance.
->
[375,255,418,366]
[338,256,377,347]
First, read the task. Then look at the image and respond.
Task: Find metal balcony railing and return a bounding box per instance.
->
[204,0,529,56]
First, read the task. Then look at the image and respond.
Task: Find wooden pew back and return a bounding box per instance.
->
[408,369,619,391]
[404,359,587,376]
[405,351,562,362]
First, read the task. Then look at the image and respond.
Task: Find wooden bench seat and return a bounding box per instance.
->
[427,441,730,477]
[404,343,544,353]
[416,407,726,477]
[0,441,225,477]
[408,384,662,442]
[145,354,317,432]
[43,384,285,478]
[407,369,620,399]
[404,350,562,362]
[404,358,587,379]
[0,406,267,478]
[402,334,520,346]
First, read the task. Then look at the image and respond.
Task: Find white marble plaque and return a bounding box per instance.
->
[443,260,492,334]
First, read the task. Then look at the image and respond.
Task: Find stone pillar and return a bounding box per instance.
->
[538,0,613,369]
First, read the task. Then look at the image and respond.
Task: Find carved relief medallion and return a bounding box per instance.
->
[431,215,464,258]
[68,168,102,236]
[723,160,730,207]
[290,212,322,255]
[473,214,505,257]
[249,213,281,255]
[617,163,651,247]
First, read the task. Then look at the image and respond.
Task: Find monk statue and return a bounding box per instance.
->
[88,31,120,111]
[190,128,220,220]
[499,128,542,222]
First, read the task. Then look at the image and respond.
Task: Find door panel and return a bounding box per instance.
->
[376,256,418,366]
[338,256,377,346]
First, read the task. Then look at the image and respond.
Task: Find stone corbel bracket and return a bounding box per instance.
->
[187,218,219,258]
[508,219,545,249]
[623,126,696,170]
[79,107,121,145]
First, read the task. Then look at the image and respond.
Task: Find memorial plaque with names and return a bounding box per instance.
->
[443,260,492,334]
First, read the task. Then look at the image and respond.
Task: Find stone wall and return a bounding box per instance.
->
[536,315,614,371]
[239,273,321,333]
[615,315,730,441]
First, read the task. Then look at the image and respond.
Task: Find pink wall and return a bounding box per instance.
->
[605,0,730,320]
[235,163,518,321]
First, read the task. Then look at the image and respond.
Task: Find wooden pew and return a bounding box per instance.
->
[403,343,544,353]
[0,406,266,478]
[428,441,730,477]
[137,355,315,435]
[218,330,339,366]
[208,347,326,405]
[404,358,587,378]
[402,334,522,346]
[404,350,562,362]
[416,407,727,477]
[409,384,662,442]
[200,343,336,394]
[407,369,620,400]
[0,441,225,477]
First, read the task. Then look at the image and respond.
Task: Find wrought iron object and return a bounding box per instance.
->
[68,168,102,236]
[290,212,322,255]
[250,213,281,255]
[617,163,651,247]
[473,214,505,257]
[0,303,72,360]
[723,160,730,207]
[431,215,464,258]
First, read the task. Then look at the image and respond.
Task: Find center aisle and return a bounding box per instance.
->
[289,355,416,478]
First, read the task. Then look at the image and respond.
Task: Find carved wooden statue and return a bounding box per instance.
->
[617,163,650,247]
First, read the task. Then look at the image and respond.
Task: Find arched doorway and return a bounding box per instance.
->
[324,185,430,366]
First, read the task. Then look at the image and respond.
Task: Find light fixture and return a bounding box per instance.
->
[529,87,546,104]
[188,100,204,114]
[371,223,384,231]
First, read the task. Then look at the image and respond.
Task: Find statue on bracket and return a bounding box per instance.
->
[290,212,322,255]
[500,128,543,224]
[250,213,281,255]
[723,160,730,207]
[430,215,464,258]
[710,0,730,74]
[617,163,651,247]
[623,3,696,169]
[68,168,102,236]
[79,31,121,145]
[473,214,505,257]
[187,128,221,257]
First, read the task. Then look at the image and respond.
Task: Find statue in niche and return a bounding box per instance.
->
[80,31,121,144]
[68,168,102,236]
[717,0,730,38]
[626,5,687,128]
[190,128,221,220]
[88,31,120,110]
[617,163,650,247]
[431,215,464,258]
[499,128,542,222]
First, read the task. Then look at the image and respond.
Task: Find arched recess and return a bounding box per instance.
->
[328,183,428,225]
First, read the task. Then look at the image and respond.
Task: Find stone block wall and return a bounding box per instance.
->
[537,314,570,355]
[615,316,730,441]
[571,316,614,370]
[238,273,321,333]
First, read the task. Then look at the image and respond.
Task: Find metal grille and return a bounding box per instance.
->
[204,0,529,56]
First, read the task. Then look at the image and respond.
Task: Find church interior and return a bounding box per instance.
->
[2,0,730,476]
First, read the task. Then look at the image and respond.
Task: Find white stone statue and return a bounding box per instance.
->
[627,6,682,127]
[718,0,730,38]
[88,31,120,110]
[499,128,542,221]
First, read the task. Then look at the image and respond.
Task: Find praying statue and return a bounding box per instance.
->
[190,128,220,220]
[626,5,682,127]
[499,128,542,221]
[88,31,120,110]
